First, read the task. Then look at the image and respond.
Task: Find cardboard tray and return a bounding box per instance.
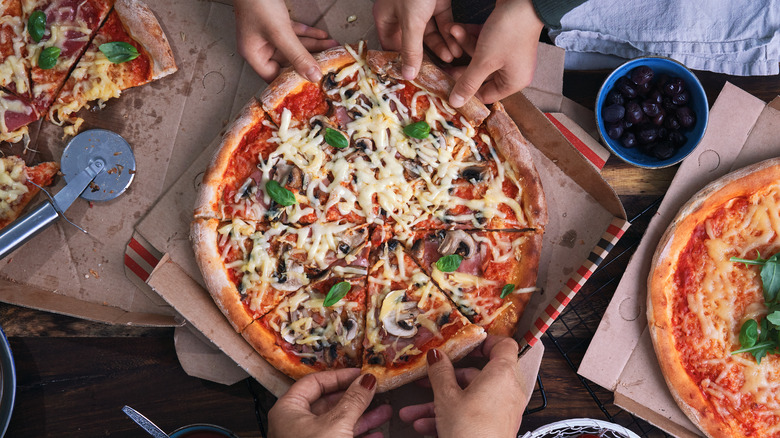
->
[579,83,780,437]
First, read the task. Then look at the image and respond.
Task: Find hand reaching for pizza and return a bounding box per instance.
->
[373,0,543,107]
[234,0,339,83]
[398,336,528,437]
[267,368,391,438]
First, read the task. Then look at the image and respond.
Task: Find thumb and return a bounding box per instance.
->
[449,57,493,108]
[272,32,323,83]
[426,349,460,399]
[326,373,378,428]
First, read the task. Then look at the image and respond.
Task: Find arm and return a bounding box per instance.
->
[268,369,391,438]
[234,0,338,82]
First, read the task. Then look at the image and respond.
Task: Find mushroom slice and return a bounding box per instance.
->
[460,163,490,182]
[438,230,477,259]
[343,318,359,341]
[380,290,420,338]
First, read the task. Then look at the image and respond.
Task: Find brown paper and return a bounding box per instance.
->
[579,83,780,435]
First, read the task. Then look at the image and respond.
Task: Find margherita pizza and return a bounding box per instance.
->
[191,43,547,391]
[648,157,780,437]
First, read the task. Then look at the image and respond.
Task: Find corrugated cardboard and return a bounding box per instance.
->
[579,83,780,436]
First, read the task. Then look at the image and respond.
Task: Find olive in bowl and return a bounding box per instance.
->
[595,57,708,169]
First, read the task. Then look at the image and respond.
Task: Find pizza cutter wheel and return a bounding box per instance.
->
[0,129,136,260]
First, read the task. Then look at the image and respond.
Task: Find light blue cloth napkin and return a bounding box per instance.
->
[549,0,780,75]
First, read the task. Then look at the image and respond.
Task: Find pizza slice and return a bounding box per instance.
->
[363,239,485,392]
[0,90,39,142]
[0,0,31,97]
[408,229,542,336]
[190,217,370,332]
[48,0,176,136]
[241,270,366,379]
[0,155,58,229]
[22,0,114,113]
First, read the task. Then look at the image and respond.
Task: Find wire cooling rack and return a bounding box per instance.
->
[541,197,670,438]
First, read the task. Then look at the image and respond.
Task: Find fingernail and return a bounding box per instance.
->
[306,66,322,83]
[427,349,441,365]
[360,373,377,391]
[402,65,416,81]
[449,93,465,108]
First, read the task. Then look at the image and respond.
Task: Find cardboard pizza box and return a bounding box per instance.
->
[579,84,780,437]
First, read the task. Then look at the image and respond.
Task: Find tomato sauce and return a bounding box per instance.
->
[278,82,328,122]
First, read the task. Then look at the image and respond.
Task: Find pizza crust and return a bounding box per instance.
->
[485,102,548,230]
[114,0,177,80]
[365,50,490,128]
[648,157,780,438]
[240,319,320,380]
[367,323,487,393]
[193,99,265,219]
[190,218,254,333]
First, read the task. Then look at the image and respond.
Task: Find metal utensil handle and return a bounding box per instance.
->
[0,202,59,260]
[122,405,170,438]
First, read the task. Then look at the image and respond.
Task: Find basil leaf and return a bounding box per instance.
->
[324,128,348,149]
[403,121,431,139]
[38,46,60,70]
[761,252,780,303]
[767,311,780,327]
[739,319,758,349]
[500,284,515,299]
[265,180,297,206]
[98,41,140,64]
[435,254,462,272]
[324,281,351,307]
[28,11,46,43]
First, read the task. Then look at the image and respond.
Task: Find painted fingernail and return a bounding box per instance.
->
[360,373,377,390]
[427,349,441,365]
[305,65,322,83]
[402,65,416,80]
[449,93,465,108]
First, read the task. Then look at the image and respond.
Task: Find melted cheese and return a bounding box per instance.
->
[0,156,28,219]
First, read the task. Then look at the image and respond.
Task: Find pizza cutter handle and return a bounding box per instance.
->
[0,201,59,260]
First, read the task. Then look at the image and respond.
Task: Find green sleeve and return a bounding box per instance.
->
[531,0,589,29]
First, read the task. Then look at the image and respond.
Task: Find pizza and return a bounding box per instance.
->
[191,43,547,391]
[0,0,176,142]
[0,155,58,229]
[648,157,780,438]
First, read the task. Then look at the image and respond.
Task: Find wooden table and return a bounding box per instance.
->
[1,69,778,438]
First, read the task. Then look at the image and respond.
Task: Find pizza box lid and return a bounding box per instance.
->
[579,84,780,437]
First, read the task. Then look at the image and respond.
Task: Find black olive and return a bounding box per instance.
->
[322,72,338,90]
[338,242,350,254]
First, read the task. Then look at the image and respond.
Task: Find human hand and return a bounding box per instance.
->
[234,0,339,83]
[373,0,460,80]
[268,369,391,438]
[398,336,528,438]
[446,0,544,107]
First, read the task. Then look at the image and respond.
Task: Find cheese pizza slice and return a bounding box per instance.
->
[242,270,367,379]
[0,155,58,229]
[409,229,542,336]
[22,0,113,113]
[190,218,370,332]
[363,239,485,392]
[0,89,38,142]
[0,0,30,97]
[49,0,176,136]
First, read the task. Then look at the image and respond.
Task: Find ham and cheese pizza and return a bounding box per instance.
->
[648,157,780,438]
[0,0,176,142]
[191,43,547,391]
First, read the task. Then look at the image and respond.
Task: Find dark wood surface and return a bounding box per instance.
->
[1,68,778,438]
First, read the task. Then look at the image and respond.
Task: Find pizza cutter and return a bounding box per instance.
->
[0,129,135,260]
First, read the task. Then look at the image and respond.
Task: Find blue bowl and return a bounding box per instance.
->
[595,56,708,168]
